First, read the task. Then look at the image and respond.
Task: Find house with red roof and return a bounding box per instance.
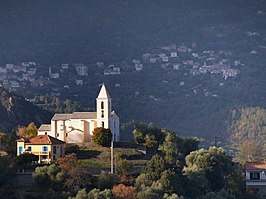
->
[17,134,65,163]
[245,161,266,196]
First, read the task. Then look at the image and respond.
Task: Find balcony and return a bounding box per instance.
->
[23,151,50,155]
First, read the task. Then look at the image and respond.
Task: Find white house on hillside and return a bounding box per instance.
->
[38,85,120,143]
[245,161,266,196]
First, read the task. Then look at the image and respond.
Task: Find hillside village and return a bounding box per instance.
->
[0,42,241,104]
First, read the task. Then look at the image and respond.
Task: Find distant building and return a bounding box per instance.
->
[245,162,266,196]
[173,64,180,70]
[135,64,143,71]
[38,85,120,143]
[104,65,121,75]
[6,64,14,70]
[149,57,157,64]
[76,79,83,85]
[17,135,65,163]
[75,64,88,76]
[170,52,178,57]
[61,64,69,70]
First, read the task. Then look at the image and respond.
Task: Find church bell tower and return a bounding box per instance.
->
[96,84,111,129]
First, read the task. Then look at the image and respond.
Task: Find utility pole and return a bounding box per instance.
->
[110,141,114,173]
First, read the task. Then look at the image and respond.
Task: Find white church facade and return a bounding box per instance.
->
[38,85,120,143]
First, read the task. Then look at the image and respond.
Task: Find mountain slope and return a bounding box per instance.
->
[0,85,52,132]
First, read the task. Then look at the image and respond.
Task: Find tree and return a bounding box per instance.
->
[144,154,166,181]
[132,129,145,144]
[15,153,38,167]
[3,131,18,156]
[201,188,236,199]
[145,134,158,149]
[65,144,80,155]
[16,122,38,139]
[56,153,78,172]
[137,184,164,199]
[69,188,112,199]
[183,147,237,192]
[92,127,112,147]
[32,164,65,189]
[87,188,112,199]
[25,122,38,138]
[229,107,266,160]
[163,193,184,199]
[132,126,166,149]
[56,154,91,193]
[159,132,179,165]
[112,184,137,199]
[236,139,264,164]
[116,157,133,176]
[97,171,117,189]
[135,173,153,190]
[0,156,12,186]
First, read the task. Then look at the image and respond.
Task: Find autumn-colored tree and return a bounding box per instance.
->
[56,153,91,193]
[92,127,112,147]
[16,126,27,137]
[112,184,137,199]
[56,153,78,172]
[16,122,38,138]
[236,139,264,164]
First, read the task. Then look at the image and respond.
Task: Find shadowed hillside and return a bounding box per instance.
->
[0,85,52,132]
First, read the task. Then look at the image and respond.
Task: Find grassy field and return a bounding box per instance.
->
[76,143,149,169]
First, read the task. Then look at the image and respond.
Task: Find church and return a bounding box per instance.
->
[38,84,120,143]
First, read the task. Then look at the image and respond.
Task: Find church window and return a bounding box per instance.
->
[101,110,104,118]
[102,122,104,127]
[101,101,104,109]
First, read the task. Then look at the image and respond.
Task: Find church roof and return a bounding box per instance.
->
[72,112,97,119]
[51,112,97,121]
[38,124,51,132]
[97,84,111,99]
[52,114,73,121]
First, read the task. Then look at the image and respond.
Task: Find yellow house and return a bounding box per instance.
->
[17,134,66,163]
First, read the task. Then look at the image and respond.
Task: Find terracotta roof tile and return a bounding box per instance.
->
[18,135,65,145]
[246,162,266,170]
